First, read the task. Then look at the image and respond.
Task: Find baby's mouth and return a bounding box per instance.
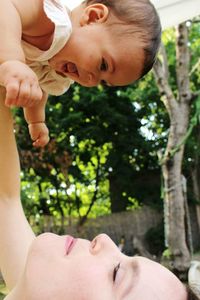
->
[63,62,78,77]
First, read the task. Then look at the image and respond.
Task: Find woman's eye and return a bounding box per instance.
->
[100,58,108,72]
[113,263,120,282]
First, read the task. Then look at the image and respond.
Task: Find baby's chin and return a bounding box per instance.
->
[75,80,97,87]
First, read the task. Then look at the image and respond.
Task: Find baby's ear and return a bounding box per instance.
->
[80,4,109,25]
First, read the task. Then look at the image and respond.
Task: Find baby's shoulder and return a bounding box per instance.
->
[11,0,54,36]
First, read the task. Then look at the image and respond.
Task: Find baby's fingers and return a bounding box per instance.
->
[16,81,31,107]
[5,79,20,107]
[29,83,43,107]
[28,123,49,147]
[33,134,50,147]
[17,81,43,108]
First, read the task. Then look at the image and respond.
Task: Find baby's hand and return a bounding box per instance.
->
[28,122,49,147]
[0,60,42,107]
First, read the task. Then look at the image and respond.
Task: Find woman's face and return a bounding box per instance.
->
[15,233,186,300]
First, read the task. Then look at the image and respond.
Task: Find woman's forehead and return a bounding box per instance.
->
[129,256,187,300]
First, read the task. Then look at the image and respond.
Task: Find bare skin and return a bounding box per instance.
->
[0,0,144,147]
[0,94,188,300]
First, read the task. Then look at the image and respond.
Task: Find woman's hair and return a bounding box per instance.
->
[84,0,162,79]
[187,285,200,300]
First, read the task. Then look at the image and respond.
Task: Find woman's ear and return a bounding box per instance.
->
[80,4,109,26]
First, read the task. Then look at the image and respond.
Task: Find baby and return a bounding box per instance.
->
[0,0,161,147]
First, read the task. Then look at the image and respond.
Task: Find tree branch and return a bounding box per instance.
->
[153,44,178,118]
[78,154,101,227]
[176,23,191,103]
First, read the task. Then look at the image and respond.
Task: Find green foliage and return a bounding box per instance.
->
[0,283,7,299]
[162,248,173,259]
[0,293,4,300]
[13,19,200,223]
[15,78,164,221]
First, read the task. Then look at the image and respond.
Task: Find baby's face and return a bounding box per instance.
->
[12,233,187,300]
[49,5,144,87]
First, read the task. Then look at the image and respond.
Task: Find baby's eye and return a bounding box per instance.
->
[113,262,120,282]
[100,58,108,72]
[100,80,108,86]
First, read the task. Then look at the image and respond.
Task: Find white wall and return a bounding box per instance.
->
[151,0,200,29]
[62,0,200,29]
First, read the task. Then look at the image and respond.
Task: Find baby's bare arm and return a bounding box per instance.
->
[24,92,50,147]
[0,0,51,107]
[0,87,35,290]
[23,91,48,124]
[0,0,25,63]
[0,0,48,63]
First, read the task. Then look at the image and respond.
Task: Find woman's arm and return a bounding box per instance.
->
[0,87,35,291]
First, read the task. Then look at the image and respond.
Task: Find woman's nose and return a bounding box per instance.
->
[90,234,118,255]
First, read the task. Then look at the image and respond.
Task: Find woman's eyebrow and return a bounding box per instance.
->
[121,260,140,299]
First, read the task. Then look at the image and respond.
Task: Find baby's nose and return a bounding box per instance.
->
[87,72,100,87]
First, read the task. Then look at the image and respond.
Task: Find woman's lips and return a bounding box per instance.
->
[65,235,77,255]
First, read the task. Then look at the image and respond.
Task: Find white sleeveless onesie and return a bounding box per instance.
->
[22,0,73,96]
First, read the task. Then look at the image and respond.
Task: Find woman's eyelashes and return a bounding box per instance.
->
[100,58,108,72]
[113,262,121,282]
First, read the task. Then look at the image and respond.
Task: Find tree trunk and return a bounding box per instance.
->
[153,23,192,275]
[161,118,191,273]
[190,124,200,231]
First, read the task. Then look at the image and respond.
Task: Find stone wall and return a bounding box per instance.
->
[33,204,200,254]
[30,205,162,255]
[60,206,163,255]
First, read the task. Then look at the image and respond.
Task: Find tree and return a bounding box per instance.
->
[16,80,164,224]
[153,22,200,275]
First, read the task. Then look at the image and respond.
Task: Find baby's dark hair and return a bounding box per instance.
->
[84,0,161,80]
